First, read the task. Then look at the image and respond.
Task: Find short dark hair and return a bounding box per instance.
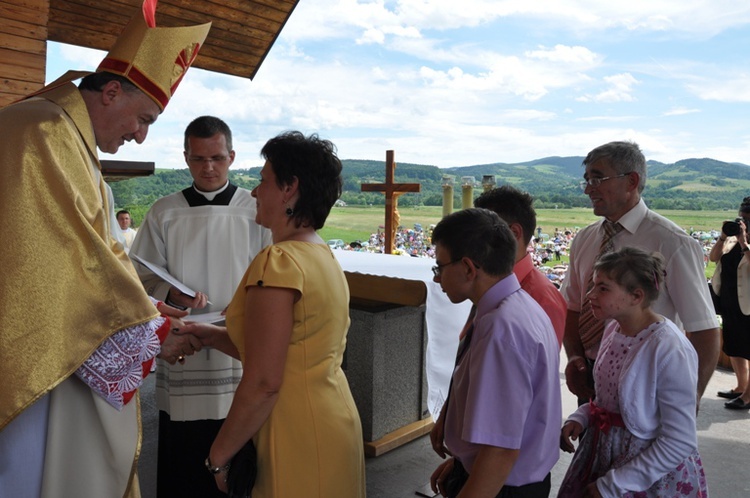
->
[184,116,233,152]
[474,185,536,245]
[594,247,665,306]
[260,131,342,230]
[116,209,130,218]
[583,141,647,193]
[431,208,516,277]
[78,72,139,93]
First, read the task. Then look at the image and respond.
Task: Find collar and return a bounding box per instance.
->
[194,181,229,201]
[34,82,99,167]
[512,253,535,283]
[606,197,647,235]
[475,273,521,322]
[182,182,237,207]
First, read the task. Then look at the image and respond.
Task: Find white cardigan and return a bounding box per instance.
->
[567,319,699,497]
[711,236,750,315]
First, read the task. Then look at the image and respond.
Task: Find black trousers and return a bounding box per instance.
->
[444,459,551,498]
[156,411,226,498]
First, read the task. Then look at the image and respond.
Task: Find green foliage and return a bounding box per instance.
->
[108,156,750,225]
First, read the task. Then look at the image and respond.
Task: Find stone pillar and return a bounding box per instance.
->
[482,174,496,192]
[461,176,474,210]
[441,175,454,218]
[344,304,429,442]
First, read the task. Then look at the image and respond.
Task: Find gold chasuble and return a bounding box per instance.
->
[0,83,159,497]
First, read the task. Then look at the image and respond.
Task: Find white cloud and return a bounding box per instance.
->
[577,73,640,103]
[663,107,700,116]
[42,1,750,169]
[685,75,750,103]
[286,0,750,42]
[357,28,386,45]
[525,45,600,65]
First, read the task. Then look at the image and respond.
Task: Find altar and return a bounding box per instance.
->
[334,250,472,456]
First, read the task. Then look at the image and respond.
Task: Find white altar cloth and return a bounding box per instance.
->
[334,250,472,418]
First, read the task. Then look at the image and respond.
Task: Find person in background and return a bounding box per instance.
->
[117,209,138,252]
[429,208,560,498]
[708,197,750,410]
[561,141,719,405]
[474,185,567,346]
[558,247,707,497]
[180,131,366,497]
[0,2,209,496]
[129,115,271,497]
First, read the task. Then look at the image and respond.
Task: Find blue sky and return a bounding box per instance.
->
[46,0,750,170]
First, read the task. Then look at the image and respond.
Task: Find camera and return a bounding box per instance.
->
[722,218,743,237]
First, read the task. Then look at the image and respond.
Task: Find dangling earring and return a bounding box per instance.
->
[285,205,294,217]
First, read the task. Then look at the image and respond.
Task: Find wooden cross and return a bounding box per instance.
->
[361,150,421,254]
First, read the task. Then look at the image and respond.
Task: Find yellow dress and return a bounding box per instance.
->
[225,241,366,497]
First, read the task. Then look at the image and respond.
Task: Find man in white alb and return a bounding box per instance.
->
[116,209,137,252]
[130,115,271,497]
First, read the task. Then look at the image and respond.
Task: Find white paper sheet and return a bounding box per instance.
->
[185,310,226,325]
[130,254,212,305]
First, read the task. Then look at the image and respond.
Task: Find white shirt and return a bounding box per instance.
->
[561,198,718,357]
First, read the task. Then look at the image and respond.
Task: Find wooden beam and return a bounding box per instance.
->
[2,19,46,42]
[345,272,427,308]
[0,1,49,27]
[0,47,45,73]
[0,30,46,53]
[101,159,155,179]
[0,0,48,107]
[0,61,45,84]
[1,75,41,95]
[363,417,434,457]
[46,0,299,80]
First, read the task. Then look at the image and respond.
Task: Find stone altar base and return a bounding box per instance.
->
[341,269,434,456]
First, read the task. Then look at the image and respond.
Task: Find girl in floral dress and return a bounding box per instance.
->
[558,247,708,498]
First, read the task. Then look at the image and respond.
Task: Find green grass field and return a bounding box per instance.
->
[319,205,734,242]
[318,205,730,278]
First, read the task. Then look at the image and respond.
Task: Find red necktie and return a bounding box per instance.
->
[578,221,623,354]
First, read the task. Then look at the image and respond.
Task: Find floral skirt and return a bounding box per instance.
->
[557,425,708,497]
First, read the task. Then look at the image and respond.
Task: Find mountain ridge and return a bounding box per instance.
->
[109,156,750,214]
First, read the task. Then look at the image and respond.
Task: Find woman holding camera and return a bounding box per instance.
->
[709,197,750,410]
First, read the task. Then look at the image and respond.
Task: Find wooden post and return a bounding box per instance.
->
[361,150,420,254]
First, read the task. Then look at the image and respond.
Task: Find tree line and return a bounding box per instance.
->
[109,156,750,224]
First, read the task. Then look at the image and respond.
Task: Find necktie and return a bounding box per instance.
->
[578,221,623,354]
[444,322,474,416]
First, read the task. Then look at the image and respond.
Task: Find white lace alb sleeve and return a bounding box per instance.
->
[75,316,165,410]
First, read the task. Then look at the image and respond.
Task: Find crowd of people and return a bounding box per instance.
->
[0,1,742,497]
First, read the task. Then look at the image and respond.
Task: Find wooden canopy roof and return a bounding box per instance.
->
[1,0,299,106]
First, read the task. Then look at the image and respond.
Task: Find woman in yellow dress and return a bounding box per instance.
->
[183,131,366,497]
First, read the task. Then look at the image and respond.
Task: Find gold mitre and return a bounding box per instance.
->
[97,1,211,110]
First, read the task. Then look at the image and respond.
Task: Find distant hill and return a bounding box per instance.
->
[109,156,750,215]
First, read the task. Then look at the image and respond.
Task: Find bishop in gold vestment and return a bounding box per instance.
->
[0,2,210,497]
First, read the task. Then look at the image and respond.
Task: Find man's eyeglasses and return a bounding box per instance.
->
[187,155,230,164]
[431,259,461,278]
[579,173,630,191]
